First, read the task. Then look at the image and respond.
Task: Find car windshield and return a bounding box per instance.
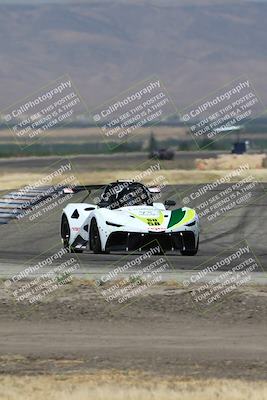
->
[99,182,152,209]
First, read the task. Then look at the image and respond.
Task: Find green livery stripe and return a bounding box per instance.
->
[168,208,196,229]
[167,208,186,229]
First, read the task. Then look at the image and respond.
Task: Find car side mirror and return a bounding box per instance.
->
[97,201,110,208]
[164,200,176,208]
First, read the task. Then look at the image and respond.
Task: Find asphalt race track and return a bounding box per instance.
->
[0,183,267,380]
[0,184,266,280]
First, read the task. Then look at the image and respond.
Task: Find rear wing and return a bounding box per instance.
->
[62,184,106,194]
[63,184,162,195]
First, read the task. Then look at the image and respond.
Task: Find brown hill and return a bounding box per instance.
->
[0,1,266,110]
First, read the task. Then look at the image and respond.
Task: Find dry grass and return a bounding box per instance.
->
[196,154,267,170]
[79,168,267,185]
[2,167,267,191]
[0,173,45,191]
[0,371,267,400]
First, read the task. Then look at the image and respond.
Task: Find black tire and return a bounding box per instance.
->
[61,214,71,251]
[70,247,84,254]
[90,218,103,254]
[61,214,83,253]
[180,237,199,256]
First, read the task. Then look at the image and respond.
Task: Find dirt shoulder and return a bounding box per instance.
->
[0,282,266,380]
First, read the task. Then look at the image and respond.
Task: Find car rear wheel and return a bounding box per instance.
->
[61,214,83,253]
[180,237,199,256]
[61,214,70,250]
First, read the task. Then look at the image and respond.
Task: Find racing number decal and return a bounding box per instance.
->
[147,218,160,226]
[131,211,164,226]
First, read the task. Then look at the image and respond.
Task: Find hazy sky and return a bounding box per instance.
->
[0,0,75,3]
[0,0,106,3]
[0,0,84,3]
[0,0,266,3]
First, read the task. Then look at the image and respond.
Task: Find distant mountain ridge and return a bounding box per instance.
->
[0,1,266,111]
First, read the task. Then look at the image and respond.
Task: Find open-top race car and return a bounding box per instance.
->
[60,181,199,255]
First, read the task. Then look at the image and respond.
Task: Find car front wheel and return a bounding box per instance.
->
[90,218,103,254]
[180,237,199,256]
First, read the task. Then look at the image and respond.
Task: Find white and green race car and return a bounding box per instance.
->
[61,181,199,255]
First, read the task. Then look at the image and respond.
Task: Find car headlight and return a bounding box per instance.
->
[185,220,196,227]
[106,221,123,227]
